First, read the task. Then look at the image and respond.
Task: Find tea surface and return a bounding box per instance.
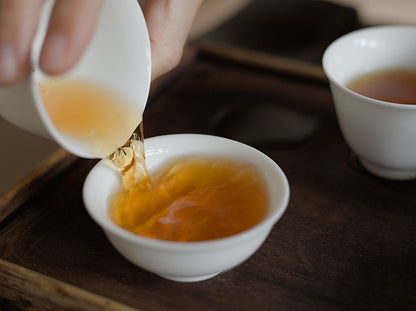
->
[110,154,269,242]
[346,69,416,105]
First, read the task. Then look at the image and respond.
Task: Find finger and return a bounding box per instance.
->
[39,0,103,75]
[0,0,44,85]
[143,0,202,80]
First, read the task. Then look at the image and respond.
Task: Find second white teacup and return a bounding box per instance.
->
[323,26,416,180]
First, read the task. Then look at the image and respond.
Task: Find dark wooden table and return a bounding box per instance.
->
[0,47,415,311]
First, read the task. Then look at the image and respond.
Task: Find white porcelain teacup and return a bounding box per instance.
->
[323,26,416,180]
[83,134,290,282]
[0,0,151,158]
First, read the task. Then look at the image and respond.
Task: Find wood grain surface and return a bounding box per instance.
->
[0,49,415,310]
[0,149,76,223]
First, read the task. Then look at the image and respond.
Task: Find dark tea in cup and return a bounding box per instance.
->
[346,69,416,105]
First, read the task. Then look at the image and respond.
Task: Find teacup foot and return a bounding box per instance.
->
[360,159,416,180]
[158,272,220,282]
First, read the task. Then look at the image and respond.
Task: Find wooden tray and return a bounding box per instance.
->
[1,46,415,311]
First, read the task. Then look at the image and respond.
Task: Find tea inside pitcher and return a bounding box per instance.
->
[39,78,142,157]
[346,68,416,105]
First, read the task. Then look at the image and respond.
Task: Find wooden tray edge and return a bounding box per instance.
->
[0,259,139,311]
[0,149,77,223]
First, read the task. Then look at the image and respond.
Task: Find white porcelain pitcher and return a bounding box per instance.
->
[0,0,151,158]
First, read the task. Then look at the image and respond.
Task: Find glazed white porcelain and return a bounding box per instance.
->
[323,26,416,180]
[83,134,290,282]
[0,0,151,158]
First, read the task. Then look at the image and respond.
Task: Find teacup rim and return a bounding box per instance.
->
[322,25,416,110]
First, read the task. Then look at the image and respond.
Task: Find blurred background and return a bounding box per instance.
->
[1,0,415,195]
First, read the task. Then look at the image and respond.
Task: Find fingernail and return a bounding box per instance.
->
[0,44,18,84]
[40,32,67,74]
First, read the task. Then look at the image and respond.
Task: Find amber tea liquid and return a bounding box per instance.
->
[110,154,269,242]
[39,78,141,157]
[346,69,416,105]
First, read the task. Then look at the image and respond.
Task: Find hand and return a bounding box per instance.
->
[0,0,202,86]
[142,0,202,79]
